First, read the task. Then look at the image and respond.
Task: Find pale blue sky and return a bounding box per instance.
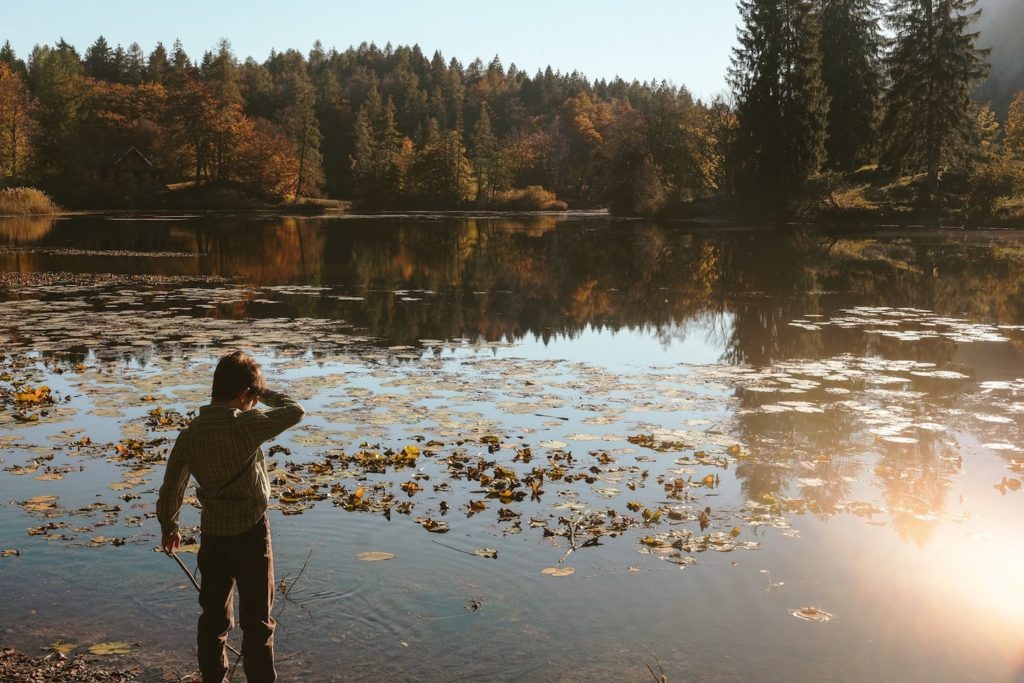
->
[2,0,740,100]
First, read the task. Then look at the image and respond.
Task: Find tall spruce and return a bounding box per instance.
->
[820,0,883,170]
[881,0,990,196]
[728,0,830,212]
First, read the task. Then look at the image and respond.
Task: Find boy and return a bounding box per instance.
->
[158,350,304,683]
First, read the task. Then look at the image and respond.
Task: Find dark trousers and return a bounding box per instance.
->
[197,515,276,683]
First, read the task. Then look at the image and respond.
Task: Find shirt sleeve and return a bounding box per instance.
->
[238,389,305,444]
[156,434,191,537]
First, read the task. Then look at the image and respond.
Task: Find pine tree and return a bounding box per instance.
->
[146,43,169,84]
[124,43,145,84]
[820,0,883,170]
[84,36,115,81]
[881,0,990,197]
[379,96,406,201]
[351,101,377,203]
[728,0,830,212]
[471,101,501,202]
[0,41,27,78]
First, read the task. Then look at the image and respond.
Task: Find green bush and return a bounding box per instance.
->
[0,187,60,215]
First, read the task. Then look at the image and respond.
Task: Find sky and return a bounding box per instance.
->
[1,0,741,101]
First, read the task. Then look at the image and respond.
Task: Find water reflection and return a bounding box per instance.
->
[4,217,1024,353]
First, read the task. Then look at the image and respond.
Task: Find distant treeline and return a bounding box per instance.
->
[0,0,1022,217]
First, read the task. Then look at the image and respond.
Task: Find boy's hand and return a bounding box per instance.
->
[162,531,182,555]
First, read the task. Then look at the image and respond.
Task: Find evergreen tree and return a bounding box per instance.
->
[728,0,829,212]
[881,0,990,196]
[124,42,145,84]
[146,42,169,84]
[84,36,115,81]
[170,39,190,73]
[274,59,322,196]
[379,96,406,201]
[351,98,379,204]
[471,101,501,202]
[0,41,27,78]
[820,0,883,170]
[202,39,243,180]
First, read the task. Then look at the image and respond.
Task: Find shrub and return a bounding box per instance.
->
[0,187,60,215]
[964,155,1018,223]
[489,186,567,211]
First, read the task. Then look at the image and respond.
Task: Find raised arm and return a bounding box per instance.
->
[239,389,305,444]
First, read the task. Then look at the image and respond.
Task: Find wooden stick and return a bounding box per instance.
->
[430,539,477,556]
[558,514,583,564]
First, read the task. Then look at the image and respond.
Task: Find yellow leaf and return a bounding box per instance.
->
[541,566,575,577]
[87,641,135,656]
[357,551,396,561]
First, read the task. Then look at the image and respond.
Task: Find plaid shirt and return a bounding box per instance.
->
[157,390,305,537]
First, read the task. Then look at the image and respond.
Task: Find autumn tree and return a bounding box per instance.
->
[269,51,323,196]
[0,63,36,181]
[1006,90,1024,160]
[881,0,990,197]
[201,39,245,181]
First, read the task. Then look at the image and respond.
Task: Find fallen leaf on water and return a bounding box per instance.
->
[87,641,136,656]
[474,548,498,559]
[21,495,58,512]
[44,641,77,655]
[790,606,834,622]
[358,551,396,561]
[2,549,20,557]
[541,566,575,577]
[420,519,449,533]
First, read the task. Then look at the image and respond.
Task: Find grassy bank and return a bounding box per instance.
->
[0,187,60,216]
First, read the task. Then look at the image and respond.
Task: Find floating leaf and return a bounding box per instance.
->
[541,566,575,577]
[2,549,20,557]
[87,641,135,656]
[358,551,396,562]
[474,548,498,559]
[44,641,77,655]
[790,606,834,622]
[21,495,58,512]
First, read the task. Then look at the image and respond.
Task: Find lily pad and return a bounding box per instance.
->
[357,551,396,561]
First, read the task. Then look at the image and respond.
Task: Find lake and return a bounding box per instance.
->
[2,213,1024,682]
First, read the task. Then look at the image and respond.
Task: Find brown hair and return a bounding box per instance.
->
[211,350,266,402]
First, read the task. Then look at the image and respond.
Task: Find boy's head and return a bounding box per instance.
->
[211,350,266,403]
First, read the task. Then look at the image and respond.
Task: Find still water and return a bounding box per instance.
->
[1,213,1023,682]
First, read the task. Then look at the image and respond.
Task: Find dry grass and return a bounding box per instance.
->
[0,187,60,215]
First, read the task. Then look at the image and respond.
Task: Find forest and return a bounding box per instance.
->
[0,0,1022,220]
